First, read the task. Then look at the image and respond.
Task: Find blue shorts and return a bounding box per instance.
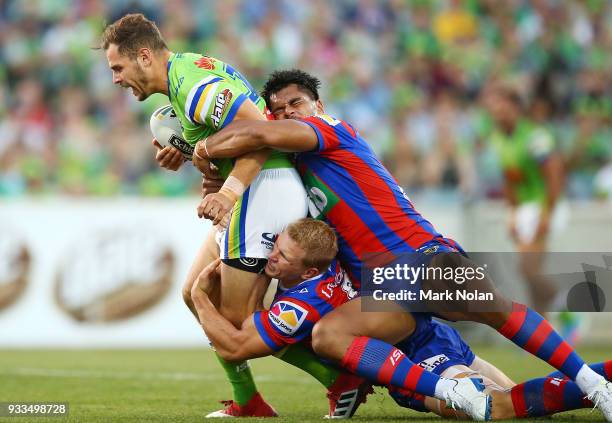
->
[395,315,475,376]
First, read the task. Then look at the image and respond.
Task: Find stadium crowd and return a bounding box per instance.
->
[1,0,611,199]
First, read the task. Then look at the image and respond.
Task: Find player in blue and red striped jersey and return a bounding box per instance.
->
[191,217,611,420]
[193,70,612,420]
[191,218,491,419]
[190,218,370,418]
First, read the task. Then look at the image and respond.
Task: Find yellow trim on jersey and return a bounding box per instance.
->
[193,83,217,124]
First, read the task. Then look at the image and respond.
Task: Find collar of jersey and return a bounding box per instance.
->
[279,271,326,293]
[166,52,176,102]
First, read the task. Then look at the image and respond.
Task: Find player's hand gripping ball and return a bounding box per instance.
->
[150,105,194,159]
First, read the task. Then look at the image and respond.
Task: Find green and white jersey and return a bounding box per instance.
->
[490,119,556,205]
[166,52,291,177]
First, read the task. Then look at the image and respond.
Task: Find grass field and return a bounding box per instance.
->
[0,346,609,422]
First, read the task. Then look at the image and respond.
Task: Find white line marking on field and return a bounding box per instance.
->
[0,368,317,384]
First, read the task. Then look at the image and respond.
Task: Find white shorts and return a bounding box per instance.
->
[216,168,307,260]
[515,200,570,244]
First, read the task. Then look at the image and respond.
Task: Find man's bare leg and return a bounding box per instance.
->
[517,240,557,313]
[469,356,515,389]
[181,230,275,414]
[218,263,270,328]
[183,231,355,416]
[182,228,219,318]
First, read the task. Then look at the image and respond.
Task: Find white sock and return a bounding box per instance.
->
[575,364,605,394]
[434,377,459,400]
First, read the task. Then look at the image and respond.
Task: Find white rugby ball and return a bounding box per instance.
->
[150,105,194,159]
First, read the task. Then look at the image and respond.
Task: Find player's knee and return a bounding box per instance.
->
[311,320,339,358]
[310,322,328,357]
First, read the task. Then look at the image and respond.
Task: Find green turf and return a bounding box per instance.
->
[0,346,609,422]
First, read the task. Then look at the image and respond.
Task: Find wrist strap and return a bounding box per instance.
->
[218,176,245,202]
[194,137,210,161]
[218,187,239,203]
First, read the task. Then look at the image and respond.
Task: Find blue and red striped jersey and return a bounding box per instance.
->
[253,259,357,352]
[296,114,459,287]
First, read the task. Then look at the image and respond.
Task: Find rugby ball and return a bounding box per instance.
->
[150,105,194,159]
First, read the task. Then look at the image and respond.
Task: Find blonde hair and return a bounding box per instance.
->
[101,13,168,58]
[286,218,338,271]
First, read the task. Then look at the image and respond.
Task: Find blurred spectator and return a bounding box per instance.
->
[0,0,610,199]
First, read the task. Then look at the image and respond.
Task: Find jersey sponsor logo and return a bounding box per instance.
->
[307,187,327,219]
[389,348,405,366]
[261,232,277,249]
[211,88,232,128]
[168,135,194,157]
[319,267,357,300]
[194,56,215,70]
[340,270,358,299]
[268,300,308,335]
[420,245,439,255]
[236,361,250,372]
[317,114,341,126]
[548,377,564,386]
[418,354,449,372]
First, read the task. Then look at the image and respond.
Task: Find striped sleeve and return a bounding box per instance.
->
[252,299,319,351]
[300,115,343,152]
[184,77,247,129]
[253,311,286,351]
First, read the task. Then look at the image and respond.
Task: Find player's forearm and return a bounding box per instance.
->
[203,119,317,158]
[199,121,268,159]
[228,150,271,189]
[192,293,249,361]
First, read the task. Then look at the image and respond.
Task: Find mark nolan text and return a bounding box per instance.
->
[373,289,494,302]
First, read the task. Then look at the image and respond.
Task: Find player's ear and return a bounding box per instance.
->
[137,47,152,67]
[315,99,325,114]
[302,267,320,280]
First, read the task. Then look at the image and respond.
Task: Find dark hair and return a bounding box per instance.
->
[261,69,321,106]
[101,13,168,58]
